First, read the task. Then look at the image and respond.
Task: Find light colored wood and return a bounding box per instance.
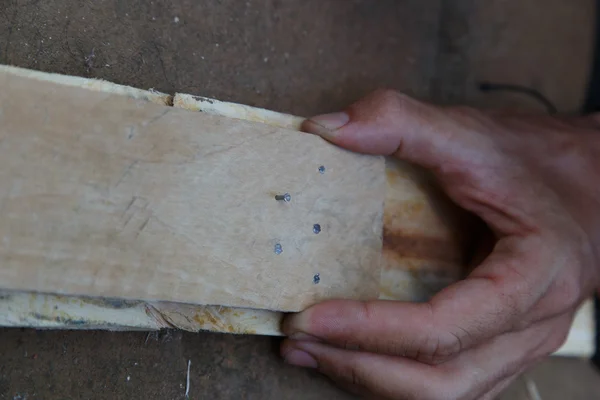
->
[0,65,593,357]
[174,93,304,130]
[1,65,172,106]
[0,69,385,312]
[174,93,469,302]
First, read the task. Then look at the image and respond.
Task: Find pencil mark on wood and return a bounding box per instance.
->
[135,216,151,238]
[143,108,170,127]
[122,196,137,217]
[120,197,151,239]
[199,144,241,159]
[115,160,139,187]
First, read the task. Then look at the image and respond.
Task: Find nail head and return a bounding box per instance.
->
[313,224,321,234]
[274,243,283,255]
[318,166,326,174]
[275,193,291,202]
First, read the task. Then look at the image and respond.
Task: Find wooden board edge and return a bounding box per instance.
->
[0,65,173,106]
[173,93,304,130]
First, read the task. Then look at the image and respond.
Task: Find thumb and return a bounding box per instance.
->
[304,89,547,235]
[303,89,497,173]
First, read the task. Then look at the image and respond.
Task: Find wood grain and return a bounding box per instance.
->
[0,70,385,312]
[0,66,592,358]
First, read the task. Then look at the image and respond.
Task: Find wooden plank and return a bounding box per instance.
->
[0,66,593,358]
[0,70,385,312]
[174,93,470,303]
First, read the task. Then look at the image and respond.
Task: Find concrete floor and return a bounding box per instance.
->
[0,0,599,398]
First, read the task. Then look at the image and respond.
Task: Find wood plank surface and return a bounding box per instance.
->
[0,65,593,358]
[0,70,385,312]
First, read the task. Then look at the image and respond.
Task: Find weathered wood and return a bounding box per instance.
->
[0,66,593,357]
[0,69,385,312]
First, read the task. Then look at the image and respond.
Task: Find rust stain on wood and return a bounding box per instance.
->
[383,200,426,225]
[385,166,405,185]
[382,227,465,264]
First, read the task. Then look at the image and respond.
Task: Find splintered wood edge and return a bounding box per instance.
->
[0,65,593,357]
[173,93,304,130]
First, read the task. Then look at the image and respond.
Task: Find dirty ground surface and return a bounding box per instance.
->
[1,0,600,398]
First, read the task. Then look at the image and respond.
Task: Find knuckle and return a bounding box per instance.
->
[487,266,532,319]
[410,303,466,364]
[371,88,405,104]
[429,331,464,363]
[504,287,530,319]
[502,291,532,332]
[367,88,412,114]
[356,300,379,333]
[415,330,464,364]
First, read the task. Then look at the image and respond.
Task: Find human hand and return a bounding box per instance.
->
[280,90,600,399]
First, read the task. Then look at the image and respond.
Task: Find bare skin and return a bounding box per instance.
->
[279,90,600,399]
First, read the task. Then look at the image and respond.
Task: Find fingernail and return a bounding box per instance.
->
[284,349,318,369]
[282,312,311,337]
[303,112,349,141]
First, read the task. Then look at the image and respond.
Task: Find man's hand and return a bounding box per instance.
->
[280,90,600,399]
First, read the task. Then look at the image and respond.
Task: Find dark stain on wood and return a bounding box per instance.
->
[382,227,465,263]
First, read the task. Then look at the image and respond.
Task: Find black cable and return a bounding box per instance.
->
[478,82,558,115]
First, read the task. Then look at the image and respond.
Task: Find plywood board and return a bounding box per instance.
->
[0,70,385,312]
